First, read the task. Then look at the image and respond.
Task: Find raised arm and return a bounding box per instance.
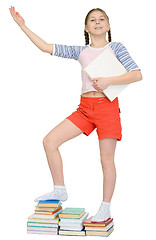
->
[9,6,53,54]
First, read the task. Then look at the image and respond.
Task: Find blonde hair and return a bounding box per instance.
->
[84,8,112,45]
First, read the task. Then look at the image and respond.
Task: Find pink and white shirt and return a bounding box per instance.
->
[52,42,140,94]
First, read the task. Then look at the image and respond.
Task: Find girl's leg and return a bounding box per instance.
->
[34,118,83,202]
[43,118,83,185]
[92,138,117,222]
[99,138,117,202]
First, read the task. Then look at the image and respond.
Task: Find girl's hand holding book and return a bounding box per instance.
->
[91,77,111,92]
[9,6,25,28]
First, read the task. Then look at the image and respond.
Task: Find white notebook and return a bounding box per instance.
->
[83,47,128,101]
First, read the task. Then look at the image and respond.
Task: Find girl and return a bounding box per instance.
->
[9,6,143,222]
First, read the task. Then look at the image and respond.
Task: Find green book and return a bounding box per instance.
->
[59,208,85,219]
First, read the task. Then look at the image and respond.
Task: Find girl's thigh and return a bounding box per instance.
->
[99,138,117,159]
[43,119,83,147]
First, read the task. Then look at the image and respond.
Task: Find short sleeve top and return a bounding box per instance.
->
[51,42,141,94]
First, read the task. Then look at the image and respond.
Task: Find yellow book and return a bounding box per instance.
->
[35,207,56,211]
[38,202,60,208]
[59,230,86,236]
[86,227,114,236]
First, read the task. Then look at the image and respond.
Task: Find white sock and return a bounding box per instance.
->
[34,185,68,202]
[91,201,111,222]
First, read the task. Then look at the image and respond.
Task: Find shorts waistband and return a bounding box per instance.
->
[80,95,109,104]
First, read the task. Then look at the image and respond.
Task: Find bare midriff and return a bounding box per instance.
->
[81,91,107,98]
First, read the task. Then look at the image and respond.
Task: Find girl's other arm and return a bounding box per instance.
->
[9,6,53,54]
[20,25,53,54]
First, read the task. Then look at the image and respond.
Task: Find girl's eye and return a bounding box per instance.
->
[90,18,105,22]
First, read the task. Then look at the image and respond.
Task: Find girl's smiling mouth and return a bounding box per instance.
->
[95,27,102,29]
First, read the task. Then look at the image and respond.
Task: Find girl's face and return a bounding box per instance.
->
[85,11,110,36]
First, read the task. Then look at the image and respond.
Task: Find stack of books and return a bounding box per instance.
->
[58,208,89,236]
[27,200,62,235]
[83,217,114,237]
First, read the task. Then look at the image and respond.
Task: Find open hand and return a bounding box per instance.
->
[9,6,25,28]
[90,77,110,91]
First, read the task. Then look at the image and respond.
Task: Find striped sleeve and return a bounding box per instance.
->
[115,42,140,72]
[51,44,86,60]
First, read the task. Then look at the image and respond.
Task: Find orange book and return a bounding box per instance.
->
[35,206,62,215]
[83,217,113,227]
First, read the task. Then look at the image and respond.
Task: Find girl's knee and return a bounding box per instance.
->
[43,134,57,149]
[100,154,114,169]
[43,135,49,147]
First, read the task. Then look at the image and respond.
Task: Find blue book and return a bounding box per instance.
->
[38,200,60,203]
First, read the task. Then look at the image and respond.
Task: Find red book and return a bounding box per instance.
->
[83,217,113,227]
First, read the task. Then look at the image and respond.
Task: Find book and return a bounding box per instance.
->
[59,225,84,231]
[37,199,60,203]
[27,230,58,235]
[27,222,58,228]
[27,226,58,231]
[28,215,59,223]
[59,212,89,224]
[83,217,113,227]
[35,206,62,215]
[35,207,57,211]
[29,209,62,219]
[59,222,83,227]
[37,200,61,208]
[83,47,128,101]
[59,208,85,219]
[84,221,114,231]
[86,226,114,236]
[59,229,86,236]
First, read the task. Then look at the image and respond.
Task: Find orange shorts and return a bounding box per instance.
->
[66,96,122,141]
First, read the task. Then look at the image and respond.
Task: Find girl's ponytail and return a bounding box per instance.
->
[84,29,112,45]
[84,30,89,45]
[108,29,112,42]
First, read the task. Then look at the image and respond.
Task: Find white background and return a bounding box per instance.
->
[1,0,156,239]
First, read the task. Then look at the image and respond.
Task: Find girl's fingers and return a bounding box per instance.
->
[17,12,21,17]
[11,6,15,13]
[10,6,18,19]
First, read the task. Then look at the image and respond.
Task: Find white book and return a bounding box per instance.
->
[60,226,83,231]
[27,230,57,235]
[83,47,128,101]
[27,227,58,232]
[59,222,83,227]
